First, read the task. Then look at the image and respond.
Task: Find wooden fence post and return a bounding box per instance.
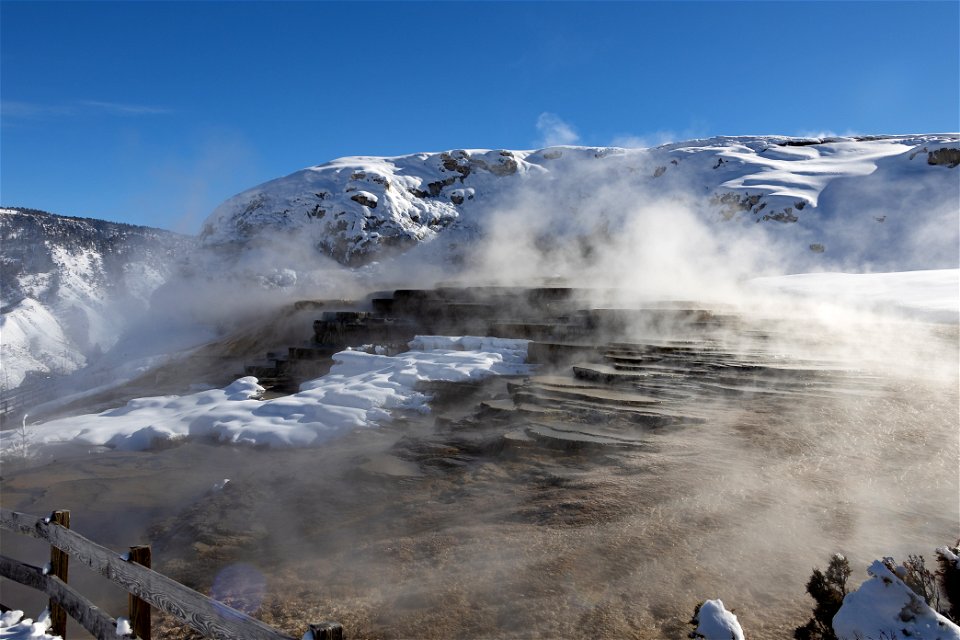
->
[308,622,343,640]
[127,546,152,640]
[49,510,70,639]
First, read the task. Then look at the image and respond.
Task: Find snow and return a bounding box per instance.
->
[114,618,131,637]
[833,559,960,640]
[0,336,530,456]
[691,599,745,640]
[0,610,60,640]
[751,269,959,323]
[0,298,86,389]
[938,547,960,569]
[199,135,958,272]
[6,135,957,394]
[0,208,186,392]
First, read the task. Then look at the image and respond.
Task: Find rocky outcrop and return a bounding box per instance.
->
[928,147,960,168]
[711,192,764,221]
[350,191,378,208]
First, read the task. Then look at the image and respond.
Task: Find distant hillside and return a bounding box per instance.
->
[199,134,959,275]
[0,207,192,390]
[3,134,958,392]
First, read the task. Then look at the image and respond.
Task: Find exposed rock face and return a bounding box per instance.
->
[928,147,960,168]
[711,192,767,221]
[350,192,378,208]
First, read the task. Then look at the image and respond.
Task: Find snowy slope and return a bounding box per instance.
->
[199,135,959,273]
[752,269,959,323]
[0,208,191,390]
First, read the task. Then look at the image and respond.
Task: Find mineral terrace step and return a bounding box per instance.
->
[526,342,603,365]
[572,363,656,384]
[512,386,662,411]
[520,423,644,450]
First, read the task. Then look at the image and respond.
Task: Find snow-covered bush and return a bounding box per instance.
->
[833,558,960,640]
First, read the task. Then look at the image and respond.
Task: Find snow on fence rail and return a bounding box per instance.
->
[0,509,343,640]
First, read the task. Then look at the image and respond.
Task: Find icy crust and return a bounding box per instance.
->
[0,337,530,455]
[833,559,960,640]
[199,135,959,268]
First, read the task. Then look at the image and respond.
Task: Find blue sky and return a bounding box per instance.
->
[2,1,958,233]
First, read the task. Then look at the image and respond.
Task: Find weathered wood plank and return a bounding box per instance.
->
[128,546,151,640]
[0,554,136,640]
[1,509,295,640]
[49,509,70,638]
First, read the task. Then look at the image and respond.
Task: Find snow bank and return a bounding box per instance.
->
[0,610,60,640]
[833,559,960,640]
[691,599,745,640]
[752,269,959,323]
[0,336,530,456]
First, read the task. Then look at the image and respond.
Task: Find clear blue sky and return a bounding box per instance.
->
[2,1,958,233]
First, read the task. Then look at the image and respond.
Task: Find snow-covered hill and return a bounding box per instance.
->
[0,208,191,390]
[4,135,958,393]
[199,135,959,277]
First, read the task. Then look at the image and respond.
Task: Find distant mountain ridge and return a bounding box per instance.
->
[3,134,958,393]
[0,207,191,390]
[199,134,960,271]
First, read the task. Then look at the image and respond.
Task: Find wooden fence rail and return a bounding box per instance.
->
[0,554,134,639]
[0,508,343,640]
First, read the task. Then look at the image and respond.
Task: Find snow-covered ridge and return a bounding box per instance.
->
[199,134,959,269]
[0,207,191,390]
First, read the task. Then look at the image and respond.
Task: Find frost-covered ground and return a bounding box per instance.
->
[0,336,530,456]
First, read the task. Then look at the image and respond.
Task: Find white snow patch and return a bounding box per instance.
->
[0,298,86,389]
[0,609,60,639]
[114,618,132,637]
[1,336,530,456]
[833,559,960,640]
[691,599,745,640]
[752,269,959,323]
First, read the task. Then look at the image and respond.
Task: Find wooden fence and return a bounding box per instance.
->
[0,509,342,640]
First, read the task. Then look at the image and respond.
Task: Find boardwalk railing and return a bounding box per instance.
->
[0,509,342,640]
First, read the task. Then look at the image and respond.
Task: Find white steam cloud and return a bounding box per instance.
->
[536,112,580,147]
